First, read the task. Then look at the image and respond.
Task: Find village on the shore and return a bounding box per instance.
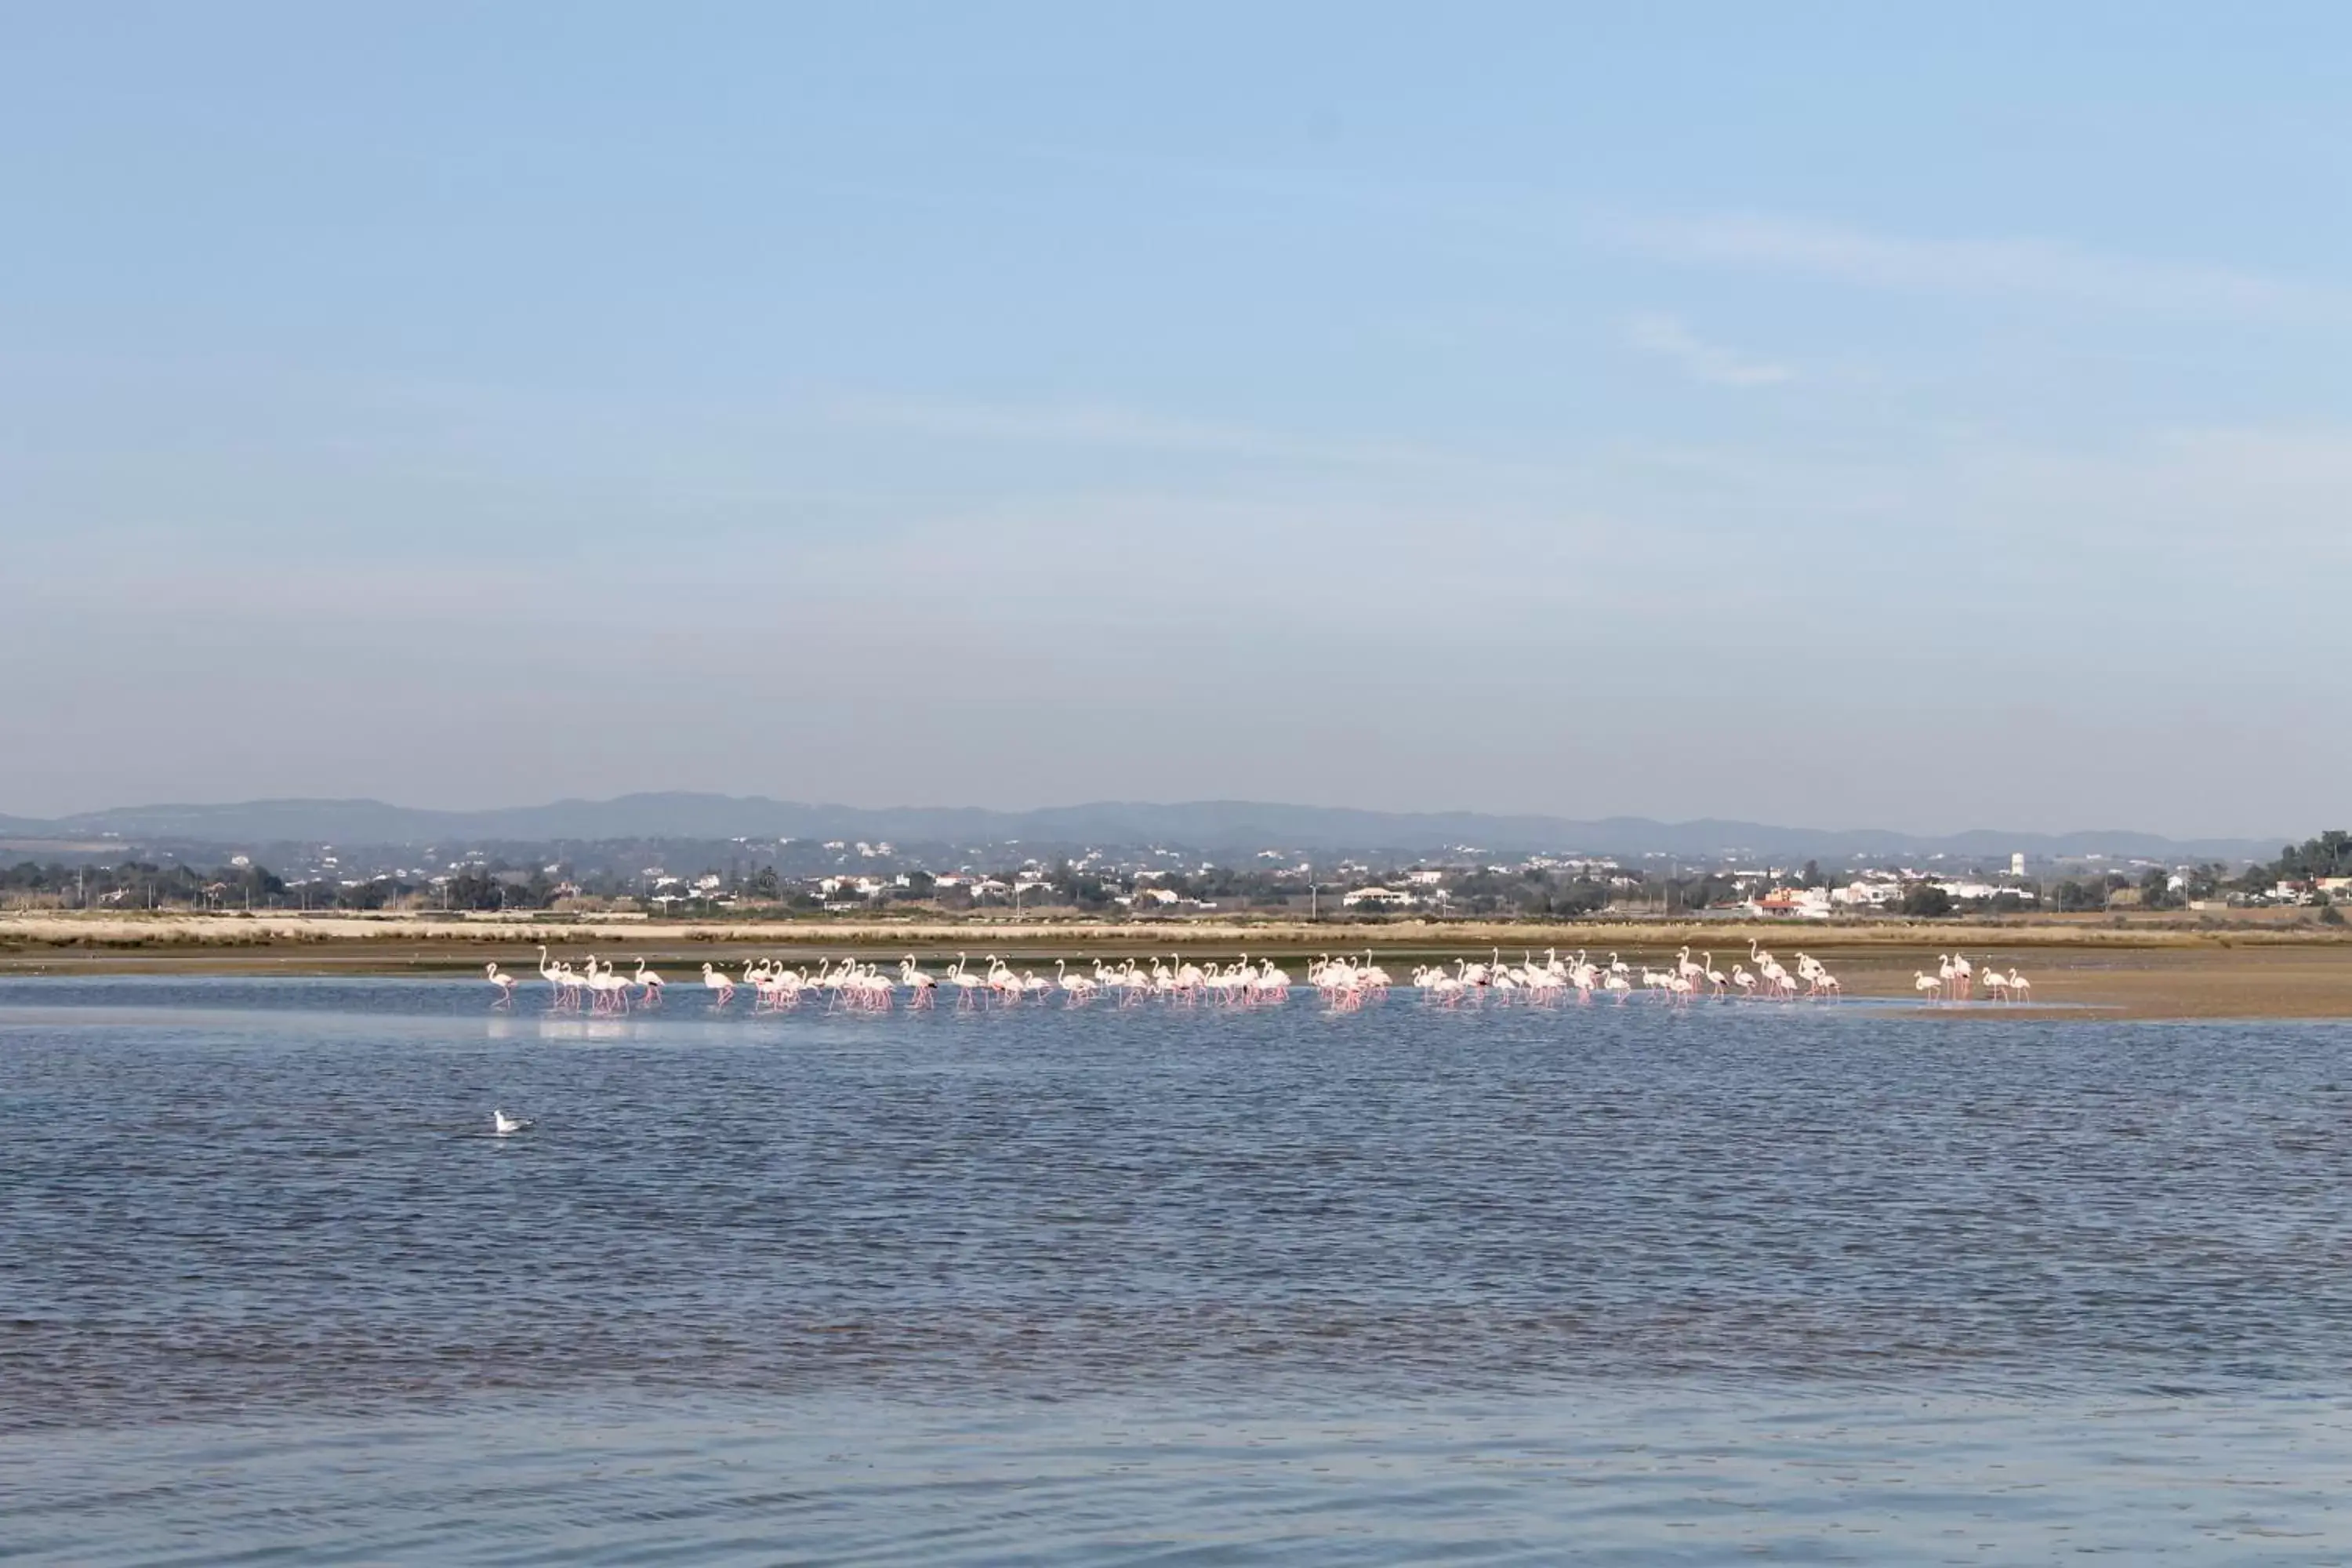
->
[5,829,2348,928]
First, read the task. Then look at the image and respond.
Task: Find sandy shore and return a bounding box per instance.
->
[2,912,2348,1020]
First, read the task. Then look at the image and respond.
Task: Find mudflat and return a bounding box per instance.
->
[2,913,2347,1020]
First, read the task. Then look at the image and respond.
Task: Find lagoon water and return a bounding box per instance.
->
[5,976,2352,1563]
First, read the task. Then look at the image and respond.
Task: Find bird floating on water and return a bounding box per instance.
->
[492,1109,532,1136]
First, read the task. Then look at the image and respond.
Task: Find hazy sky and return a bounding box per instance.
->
[5,4,2346,835]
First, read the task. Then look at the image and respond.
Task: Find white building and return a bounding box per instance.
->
[1933,880,2038,904]
[1749,887,1833,919]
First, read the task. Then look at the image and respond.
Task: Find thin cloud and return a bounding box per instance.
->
[823,392,1290,458]
[1607,212,2344,321]
[1622,314,1794,387]
[818,391,1573,488]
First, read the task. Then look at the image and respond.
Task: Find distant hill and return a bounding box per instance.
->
[0,793,2285,862]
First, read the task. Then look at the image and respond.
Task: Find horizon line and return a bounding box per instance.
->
[0,790,2299,848]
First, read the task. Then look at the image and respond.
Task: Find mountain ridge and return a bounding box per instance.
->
[0,793,2286,862]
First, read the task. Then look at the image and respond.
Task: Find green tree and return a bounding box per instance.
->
[445,869,506,910]
[1901,883,1954,918]
[2279,831,2352,880]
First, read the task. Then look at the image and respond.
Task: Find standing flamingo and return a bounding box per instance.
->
[1055,958,1098,1004]
[700,961,735,1007]
[585,956,630,1014]
[536,945,568,1009]
[485,962,517,1007]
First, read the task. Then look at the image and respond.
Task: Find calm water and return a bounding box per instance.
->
[5,976,2351,1562]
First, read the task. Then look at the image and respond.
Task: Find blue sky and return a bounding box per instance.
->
[5,3,2346,834]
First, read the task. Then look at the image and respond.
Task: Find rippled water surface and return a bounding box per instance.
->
[6,977,2352,1562]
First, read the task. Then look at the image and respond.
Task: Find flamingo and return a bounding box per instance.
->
[1416,965,1465,1004]
[838,963,894,1011]
[536,945,573,1011]
[486,940,2055,1025]
[585,956,630,1014]
[1056,958,1098,1004]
